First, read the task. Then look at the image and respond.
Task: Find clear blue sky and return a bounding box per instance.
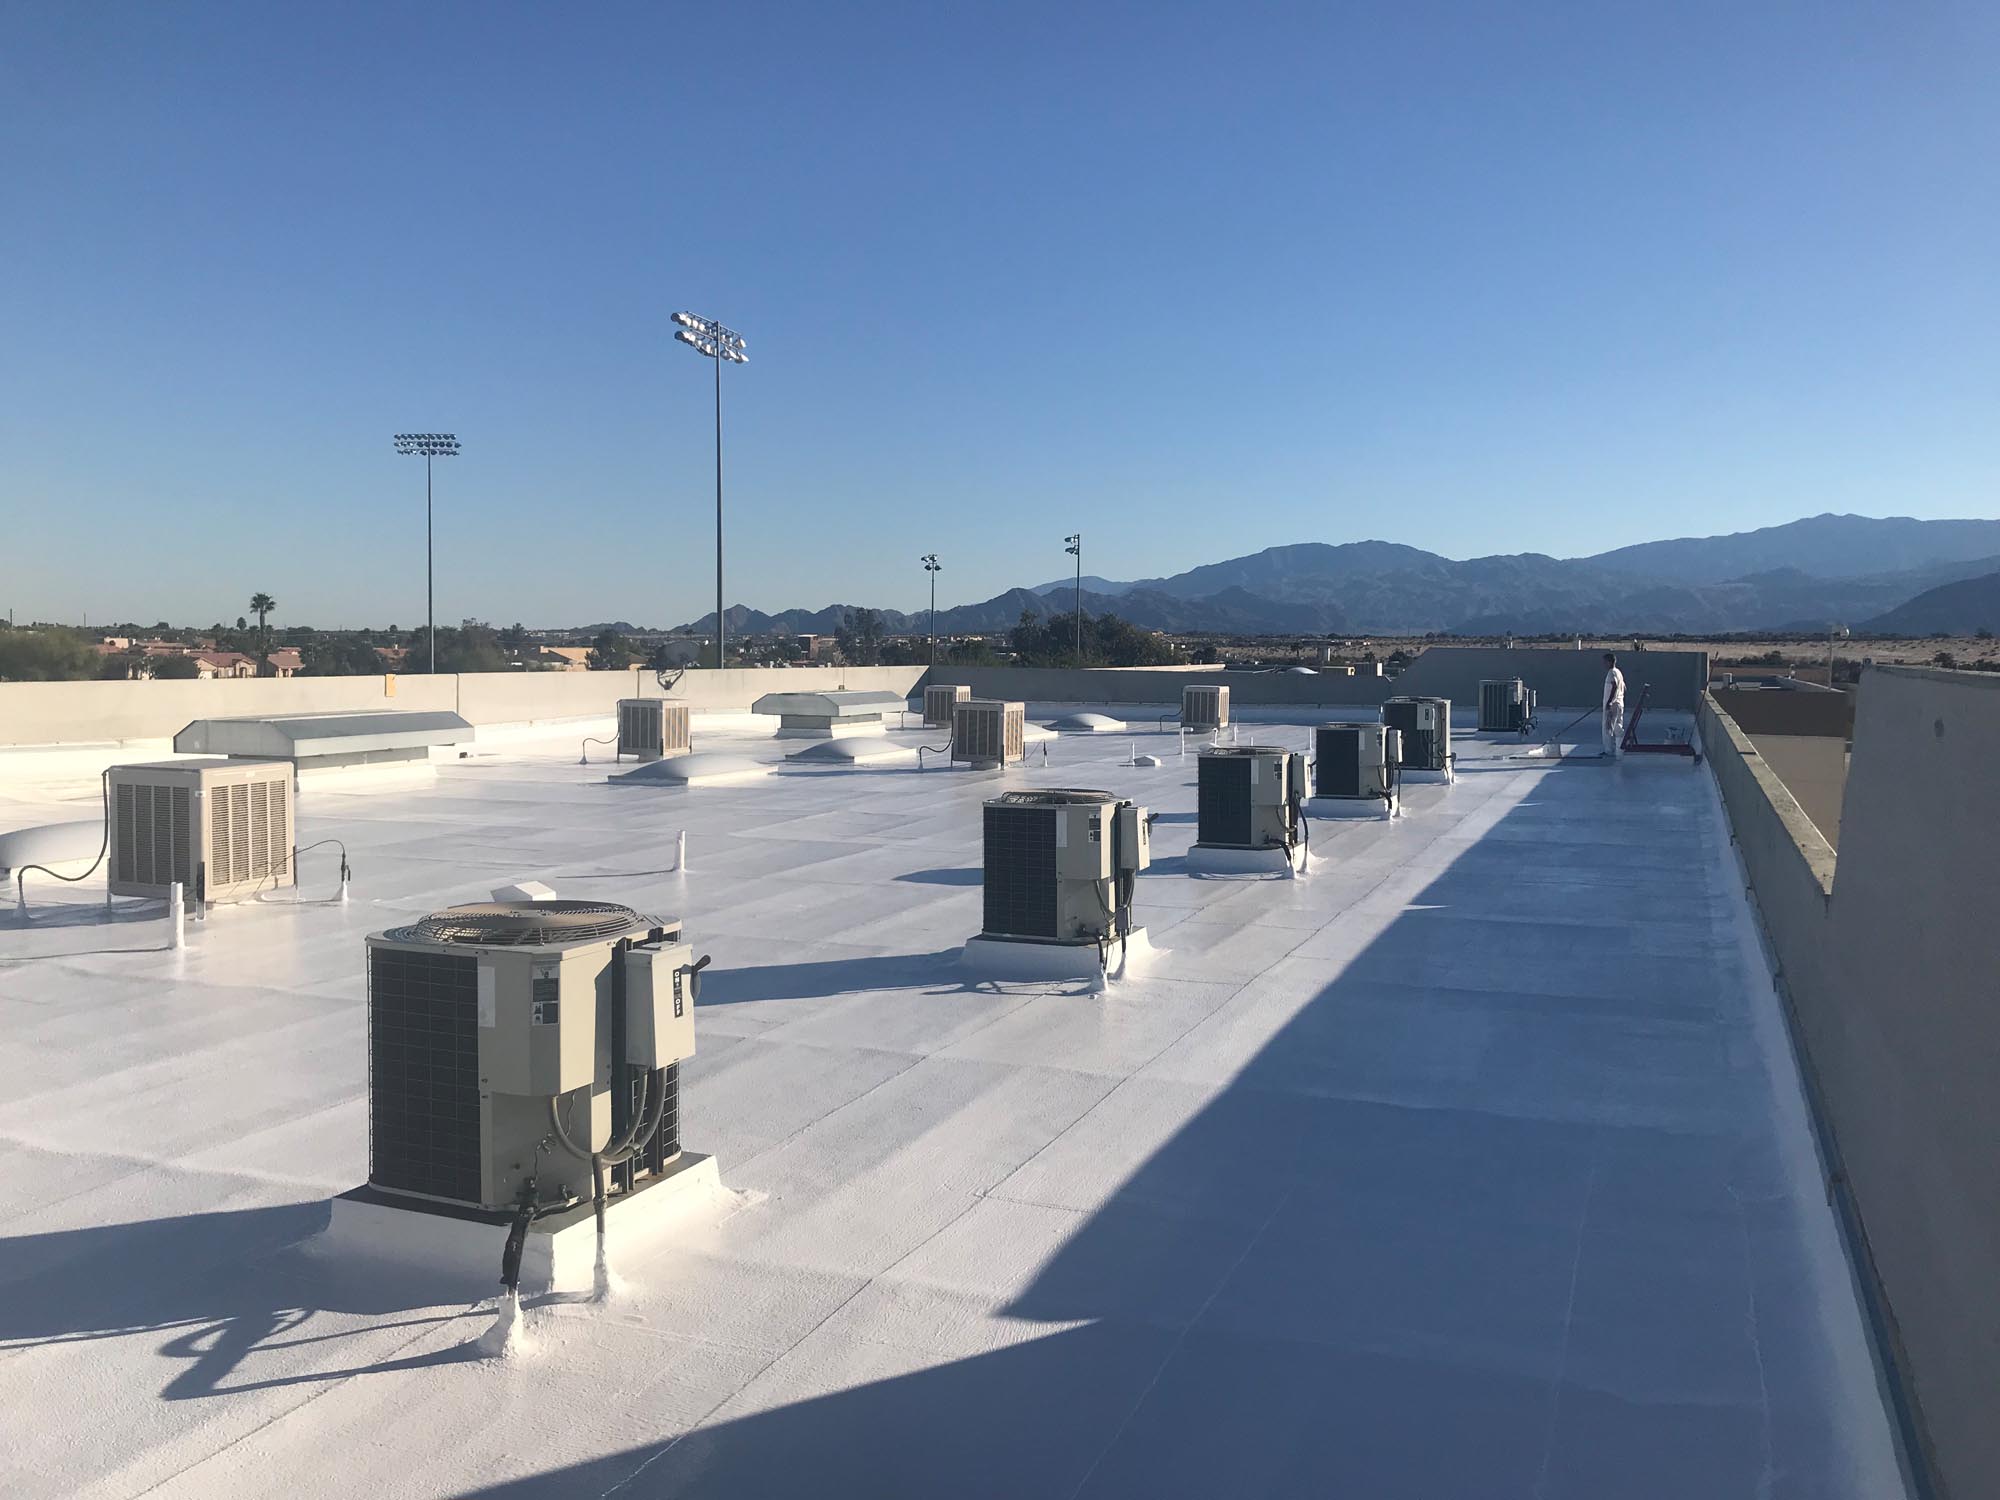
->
[3,1,1995,629]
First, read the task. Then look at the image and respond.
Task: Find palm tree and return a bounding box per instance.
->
[248,592,276,676]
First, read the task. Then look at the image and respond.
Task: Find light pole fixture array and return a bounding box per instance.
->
[921,553,942,665]
[671,311,748,670]
[1064,533,1083,667]
[393,432,461,673]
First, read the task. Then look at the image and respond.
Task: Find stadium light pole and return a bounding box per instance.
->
[1065,533,1082,667]
[393,433,460,673]
[672,312,748,670]
[921,553,941,664]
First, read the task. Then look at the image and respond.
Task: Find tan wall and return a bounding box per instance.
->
[0,666,928,747]
[1701,668,2000,1499]
[1744,733,1849,847]
[0,674,456,745]
[1713,683,1855,738]
[928,666,1398,708]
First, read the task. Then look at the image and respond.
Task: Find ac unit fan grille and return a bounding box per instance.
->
[643,1063,683,1168]
[368,945,482,1203]
[1197,753,1256,845]
[394,901,653,947]
[994,788,1117,806]
[983,802,1059,938]
[1315,728,1364,796]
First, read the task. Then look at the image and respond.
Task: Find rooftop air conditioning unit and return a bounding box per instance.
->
[980,789,1149,946]
[108,758,293,904]
[953,699,1026,768]
[365,901,706,1214]
[1182,683,1230,731]
[923,683,971,728]
[1313,724,1401,802]
[1478,678,1535,734]
[1196,745,1305,851]
[1383,696,1451,774]
[616,698,692,762]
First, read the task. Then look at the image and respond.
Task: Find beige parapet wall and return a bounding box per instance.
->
[0,666,927,748]
[1702,667,2000,1500]
[933,647,1710,712]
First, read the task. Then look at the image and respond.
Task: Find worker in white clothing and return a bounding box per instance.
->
[1601,652,1626,758]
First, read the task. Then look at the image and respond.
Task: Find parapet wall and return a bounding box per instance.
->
[932,646,1708,713]
[1400,645,1709,710]
[1702,667,2000,1500]
[0,666,927,747]
[928,666,1399,708]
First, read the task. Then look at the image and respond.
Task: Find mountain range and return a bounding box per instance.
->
[672,514,2000,638]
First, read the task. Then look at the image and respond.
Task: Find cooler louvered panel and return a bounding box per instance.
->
[660,702,690,754]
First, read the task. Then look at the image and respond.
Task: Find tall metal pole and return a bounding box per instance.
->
[922,554,940,665]
[714,349,725,672]
[426,453,435,674]
[1073,535,1083,667]
[672,314,746,670]
[395,434,458,669]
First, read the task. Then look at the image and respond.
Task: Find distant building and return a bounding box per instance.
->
[192,651,259,679]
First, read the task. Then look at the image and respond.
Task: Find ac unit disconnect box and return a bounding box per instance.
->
[624,940,699,1070]
[1115,803,1151,871]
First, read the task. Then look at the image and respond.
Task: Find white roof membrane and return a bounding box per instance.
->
[0,710,1907,1499]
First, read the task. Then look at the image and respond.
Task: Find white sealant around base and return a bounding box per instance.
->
[1305,796,1395,821]
[1185,845,1305,878]
[961,927,1155,984]
[311,1155,726,1297]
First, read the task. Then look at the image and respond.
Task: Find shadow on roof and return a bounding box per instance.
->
[460,765,1877,1499]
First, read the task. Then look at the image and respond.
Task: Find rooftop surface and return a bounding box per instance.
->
[0,709,1906,1499]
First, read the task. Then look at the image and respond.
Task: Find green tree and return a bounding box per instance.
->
[151,654,202,680]
[834,609,886,666]
[0,628,100,681]
[248,592,277,674]
[408,624,509,673]
[300,636,384,676]
[941,637,1001,666]
[499,623,530,655]
[586,628,636,671]
[1007,607,1181,668]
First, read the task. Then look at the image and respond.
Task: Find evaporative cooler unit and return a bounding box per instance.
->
[616,699,692,762]
[107,758,294,903]
[979,789,1149,946]
[365,901,706,1214]
[953,699,1026,769]
[1181,683,1230,732]
[1478,679,1535,734]
[1195,745,1305,852]
[1313,724,1401,803]
[1383,696,1452,774]
[923,683,971,728]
